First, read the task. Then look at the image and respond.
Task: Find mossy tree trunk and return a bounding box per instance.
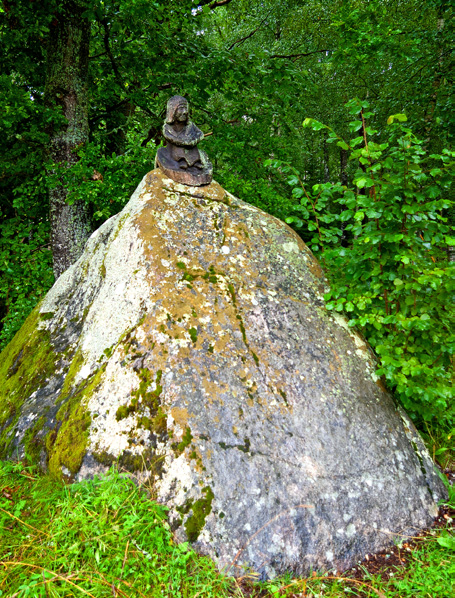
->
[45,1,92,279]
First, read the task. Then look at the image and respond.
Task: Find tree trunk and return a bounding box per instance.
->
[45,1,92,279]
[423,5,445,149]
[339,147,349,246]
[323,130,330,183]
[340,147,348,187]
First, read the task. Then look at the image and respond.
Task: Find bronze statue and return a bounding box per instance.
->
[156,96,213,186]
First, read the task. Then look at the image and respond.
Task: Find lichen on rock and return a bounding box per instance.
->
[0,169,446,578]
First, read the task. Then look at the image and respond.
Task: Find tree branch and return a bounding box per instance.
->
[270,50,329,59]
[199,0,234,9]
[210,0,233,7]
[90,36,147,60]
[227,12,271,51]
[102,20,124,88]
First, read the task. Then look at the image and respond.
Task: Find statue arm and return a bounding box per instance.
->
[163,123,204,147]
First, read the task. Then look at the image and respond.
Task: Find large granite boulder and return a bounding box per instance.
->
[0,169,446,578]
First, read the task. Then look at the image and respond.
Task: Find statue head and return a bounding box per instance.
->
[166,95,189,124]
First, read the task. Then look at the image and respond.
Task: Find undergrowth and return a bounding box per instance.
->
[0,460,453,598]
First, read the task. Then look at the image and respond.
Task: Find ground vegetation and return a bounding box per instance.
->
[0,461,453,597]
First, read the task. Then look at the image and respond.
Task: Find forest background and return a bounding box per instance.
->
[0,0,454,435]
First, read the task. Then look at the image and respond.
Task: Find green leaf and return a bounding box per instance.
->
[437,536,455,550]
[349,120,363,132]
[350,136,364,147]
[339,210,353,222]
[387,113,407,124]
[303,118,327,131]
[337,140,350,150]
[426,186,440,199]
[355,177,374,188]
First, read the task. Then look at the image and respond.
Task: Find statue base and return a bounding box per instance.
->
[156,147,213,186]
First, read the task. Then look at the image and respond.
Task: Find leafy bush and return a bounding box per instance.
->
[266,99,455,426]
[59,135,155,224]
[0,75,54,351]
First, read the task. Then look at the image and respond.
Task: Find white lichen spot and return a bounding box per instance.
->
[157,454,196,506]
[221,245,230,254]
[326,550,334,561]
[363,473,374,487]
[300,455,321,478]
[346,524,356,538]
[78,364,92,381]
[282,242,300,254]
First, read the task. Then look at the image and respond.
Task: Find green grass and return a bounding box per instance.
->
[0,460,453,598]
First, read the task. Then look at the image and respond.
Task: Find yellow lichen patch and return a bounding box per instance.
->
[121,170,328,454]
[170,407,190,429]
[306,255,325,280]
[188,444,205,473]
[200,376,226,407]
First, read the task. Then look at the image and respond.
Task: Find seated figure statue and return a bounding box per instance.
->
[156,95,213,186]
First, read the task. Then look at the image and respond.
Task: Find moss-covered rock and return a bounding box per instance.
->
[0,169,446,579]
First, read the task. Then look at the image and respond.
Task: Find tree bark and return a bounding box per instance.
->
[45,1,92,279]
[340,147,348,187]
[323,130,330,183]
[423,4,446,149]
[339,147,349,246]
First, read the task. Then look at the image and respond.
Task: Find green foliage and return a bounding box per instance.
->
[59,135,154,222]
[388,536,455,597]
[0,74,54,351]
[267,99,455,425]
